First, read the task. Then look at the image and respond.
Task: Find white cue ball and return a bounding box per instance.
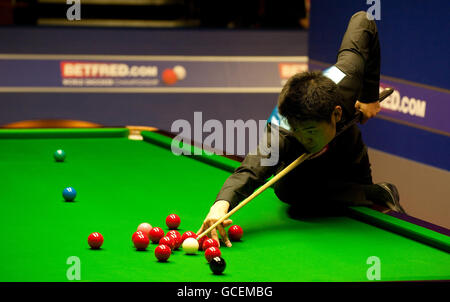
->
[182,237,199,254]
[173,65,186,80]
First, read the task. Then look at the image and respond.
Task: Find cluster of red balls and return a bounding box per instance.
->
[130,214,183,261]
[87,213,244,264]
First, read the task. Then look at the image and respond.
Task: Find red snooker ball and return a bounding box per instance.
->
[197,236,210,251]
[149,227,165,243]
[202,238,219,251]
[166,214,181,230]
[155,244,172,262]
[159,236,175,250]
[88,232,104,249]
[181,231,196,243]
[167,231,181,249]
[132,230,145,242]
[167,230,181,237]
[167,230,181,241]
[204,247,221,263]
[228,225,243,241]
[133,233,150,250]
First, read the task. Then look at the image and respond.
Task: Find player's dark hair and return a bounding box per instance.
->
[277,71,343,125]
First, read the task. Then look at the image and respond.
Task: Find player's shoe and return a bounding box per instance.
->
[375,182,406,214]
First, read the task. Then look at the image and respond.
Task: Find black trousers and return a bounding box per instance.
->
[335,11,381,109]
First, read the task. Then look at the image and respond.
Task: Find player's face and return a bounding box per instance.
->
[290,106,342,154]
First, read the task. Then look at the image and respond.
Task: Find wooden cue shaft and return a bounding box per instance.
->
[196,152,312,240]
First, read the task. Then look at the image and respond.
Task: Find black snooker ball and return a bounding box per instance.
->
[209,256,226,275]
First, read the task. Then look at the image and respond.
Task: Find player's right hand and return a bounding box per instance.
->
[197,200,233,248]
[355,100,381,124]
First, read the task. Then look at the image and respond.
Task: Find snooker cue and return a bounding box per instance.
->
[197,152,313,240]
[197,88,394,241]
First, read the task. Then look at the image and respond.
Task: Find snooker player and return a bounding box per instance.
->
[197,11,406,247]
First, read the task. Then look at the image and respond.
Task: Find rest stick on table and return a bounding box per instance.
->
[197,152,313,240]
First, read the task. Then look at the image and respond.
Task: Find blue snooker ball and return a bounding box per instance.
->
[54,149,66,162]
[63,187,77,201]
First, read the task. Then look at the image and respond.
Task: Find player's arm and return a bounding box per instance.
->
[197,123,285,247]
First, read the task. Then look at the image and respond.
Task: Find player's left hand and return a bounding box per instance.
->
[355,100,381,124]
